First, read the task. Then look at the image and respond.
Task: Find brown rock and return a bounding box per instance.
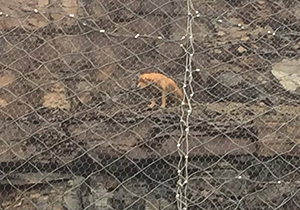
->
[241,36,250,41]
[24,15,48,30]
[38,0,48,7]
[42,92,71,110]
[215,17,248,41]
[217,31,226,37]
[0,98,7,107]
[237,46,247,53]
[0,73,14,87]
[0,0,50,30]
[61,0,78,15]
[42,82,71,110]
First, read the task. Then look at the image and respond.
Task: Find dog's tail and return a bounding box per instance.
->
[174,87,184,102]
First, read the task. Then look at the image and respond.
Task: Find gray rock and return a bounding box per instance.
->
[272,58,300,92]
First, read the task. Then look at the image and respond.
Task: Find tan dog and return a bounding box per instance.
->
[137,73,184,108]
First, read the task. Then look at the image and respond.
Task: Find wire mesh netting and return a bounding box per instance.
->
[1,0,300,209]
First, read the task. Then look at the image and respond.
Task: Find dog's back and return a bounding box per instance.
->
[139,73,168,83]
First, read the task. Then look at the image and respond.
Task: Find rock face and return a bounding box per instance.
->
[1,0,300,210]
[0,0,79,30]
[206,70,260,103]
[272,58,300,92]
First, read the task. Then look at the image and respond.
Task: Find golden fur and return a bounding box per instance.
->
[137,73,184,108]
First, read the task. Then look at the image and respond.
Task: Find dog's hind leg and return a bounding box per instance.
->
[161,90,166,108]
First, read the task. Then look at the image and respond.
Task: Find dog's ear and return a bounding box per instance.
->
[138,77,147,83]
[136,73,142,83]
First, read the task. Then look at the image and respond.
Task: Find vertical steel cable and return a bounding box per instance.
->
[177,0,195,209]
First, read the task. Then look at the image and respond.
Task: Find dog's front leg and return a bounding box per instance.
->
[161,90,166,108]
[148,97,156,108]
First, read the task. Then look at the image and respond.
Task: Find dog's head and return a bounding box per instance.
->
[137,76,149,88]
